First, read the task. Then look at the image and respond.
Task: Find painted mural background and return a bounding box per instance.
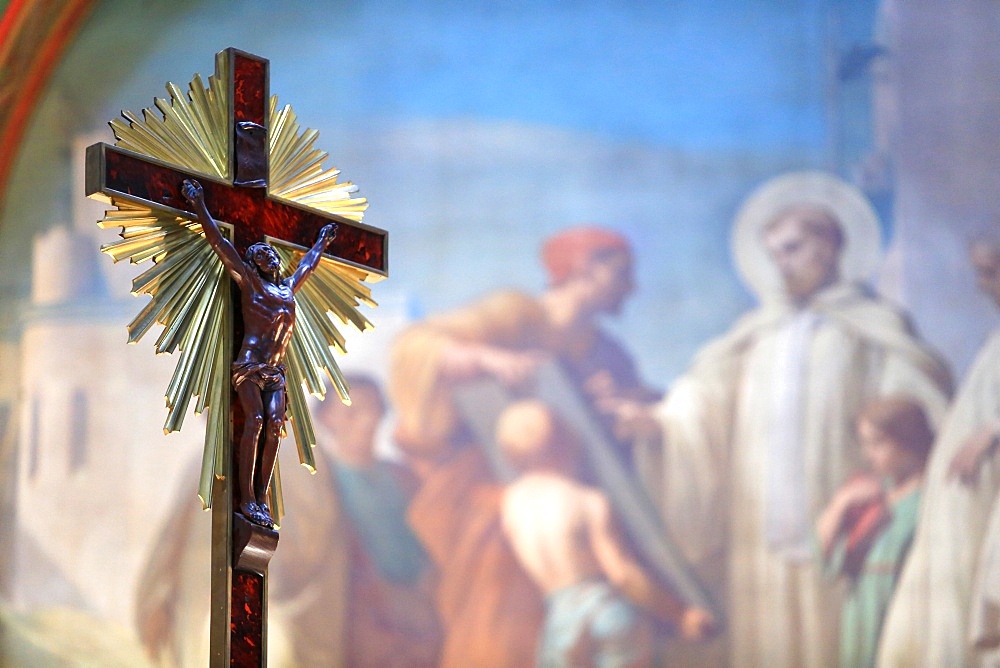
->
[2,0,999,665]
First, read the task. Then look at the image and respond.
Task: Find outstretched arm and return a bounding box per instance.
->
[288,223,337,293]
[181,179,247,285]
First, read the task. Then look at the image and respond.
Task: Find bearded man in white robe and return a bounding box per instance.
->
[620,173,952,668]
[879,238,1000,667]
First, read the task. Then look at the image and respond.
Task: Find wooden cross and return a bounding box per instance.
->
[85,48,387,666]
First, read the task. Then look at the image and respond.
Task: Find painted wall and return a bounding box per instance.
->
[3,0,1000,664]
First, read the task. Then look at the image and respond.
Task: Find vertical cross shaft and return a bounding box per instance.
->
[210,49,271,668]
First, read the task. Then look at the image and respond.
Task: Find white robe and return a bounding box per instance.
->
[970,492,1000,666]
[878,330,1000,668]
[642,283,951,668]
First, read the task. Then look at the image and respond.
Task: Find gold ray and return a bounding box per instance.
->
[200,299,231,509]
[98,200,231,509]
[110,51,229,179]
[269,461,285,530]
[273,244,374,466]
[285,339,319,473]
[267,97,368,222]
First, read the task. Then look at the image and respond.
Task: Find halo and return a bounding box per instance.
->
[731,171,881,300]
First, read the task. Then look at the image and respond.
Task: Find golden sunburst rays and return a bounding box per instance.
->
[110,51,230,180]
[274,243,376,471]
[98,55,375,510]
[268,96,368,221]
[98,201,232,508]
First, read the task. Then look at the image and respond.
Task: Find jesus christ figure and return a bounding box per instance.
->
[182,178,337,528]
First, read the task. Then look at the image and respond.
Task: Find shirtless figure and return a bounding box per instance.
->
[181,178,337,527]
[497,400,715,666]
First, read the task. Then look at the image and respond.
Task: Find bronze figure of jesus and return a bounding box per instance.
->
[182,178,337,528]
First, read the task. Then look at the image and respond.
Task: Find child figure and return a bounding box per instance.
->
[496,399,714,667]
[816,396,935,668]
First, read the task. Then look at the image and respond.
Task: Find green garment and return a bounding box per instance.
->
[825,488,921,668]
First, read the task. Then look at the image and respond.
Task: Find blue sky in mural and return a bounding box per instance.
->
[53,0,880,381]
[115,0,876,151]
[333,1,832,150]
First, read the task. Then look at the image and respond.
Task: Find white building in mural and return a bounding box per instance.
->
[11,144,204,627]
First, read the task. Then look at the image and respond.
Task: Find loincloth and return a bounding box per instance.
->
[538,578,650,667]
[232,361,287,392]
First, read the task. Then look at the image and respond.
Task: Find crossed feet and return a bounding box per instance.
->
[240,501,275,529]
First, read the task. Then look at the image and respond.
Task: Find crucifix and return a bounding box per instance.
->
[85,48,386,666]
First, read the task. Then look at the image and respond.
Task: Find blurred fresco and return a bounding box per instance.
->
[3,1,1000,666]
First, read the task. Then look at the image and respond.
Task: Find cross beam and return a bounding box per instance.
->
[86,144,386,275]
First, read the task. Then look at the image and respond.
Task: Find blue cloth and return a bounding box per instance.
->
[538,579,648,667]
[333,461,428,585]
